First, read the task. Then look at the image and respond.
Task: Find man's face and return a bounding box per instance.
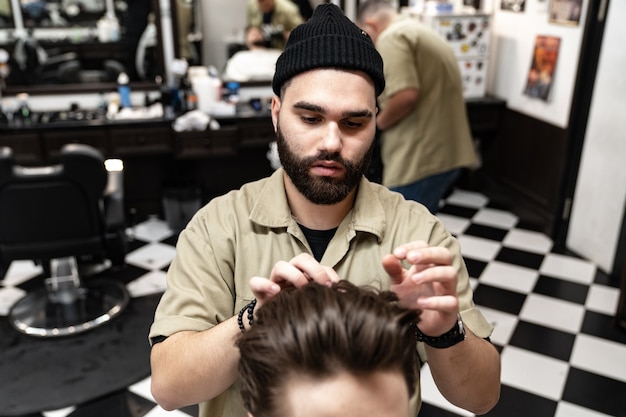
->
[271,69,378,205]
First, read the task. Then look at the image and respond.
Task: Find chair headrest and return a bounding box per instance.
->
[61,144,107,196]
[0,144,108,196]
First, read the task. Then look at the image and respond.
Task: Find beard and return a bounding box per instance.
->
[276,124,373,205]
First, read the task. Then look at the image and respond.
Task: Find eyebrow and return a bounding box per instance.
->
[292,101,373,119]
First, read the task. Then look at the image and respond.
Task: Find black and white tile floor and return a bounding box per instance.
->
[1,188,625,417]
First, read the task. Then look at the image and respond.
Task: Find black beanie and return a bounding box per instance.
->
[272,3,385,97]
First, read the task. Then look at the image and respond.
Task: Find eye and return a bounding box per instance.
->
[343,119,365,129]
[300,114,321,124]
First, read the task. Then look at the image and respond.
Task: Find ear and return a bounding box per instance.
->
[271,96,281,131]
[360,17,380,41]
[247,412,254,417]
[364,16,379,31]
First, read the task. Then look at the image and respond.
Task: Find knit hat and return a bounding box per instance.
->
[272,3,385,96]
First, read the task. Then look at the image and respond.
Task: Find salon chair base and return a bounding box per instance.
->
[9,279,129,338]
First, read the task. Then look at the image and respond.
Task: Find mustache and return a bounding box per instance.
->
[310,151,343,163]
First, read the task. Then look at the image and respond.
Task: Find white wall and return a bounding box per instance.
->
[486,0,588,128]
[566,0,626,274]
[199,0,248,74]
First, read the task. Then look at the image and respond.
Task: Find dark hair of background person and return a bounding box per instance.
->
[237,280,420,417]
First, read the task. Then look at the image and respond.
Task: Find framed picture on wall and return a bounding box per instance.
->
[524,35,561,101]
[463,0,481,9]
[549,0,583,26]
[501,0,525,12]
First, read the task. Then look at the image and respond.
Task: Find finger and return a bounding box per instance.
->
[382,253,404,285]
[289,254,337,286]
[321,265,341,284]
[392,240,428,259]
[249,276,281,306]
[269,260,310,288]
[416,294,459,312]
[412,265,457,288]
[406,245,453,267]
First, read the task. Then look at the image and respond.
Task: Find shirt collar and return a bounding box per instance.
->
[250,168,386,242]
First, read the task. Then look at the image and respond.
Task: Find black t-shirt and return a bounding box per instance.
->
[298,223,338,262]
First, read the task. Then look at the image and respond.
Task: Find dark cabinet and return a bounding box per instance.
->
[42,128,109,161]
[0,133,43,165]
[237,120,275,149]
[175,126,239,159]
[110,126,173,156]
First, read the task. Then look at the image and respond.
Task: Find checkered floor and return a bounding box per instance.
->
[1,188,624,417]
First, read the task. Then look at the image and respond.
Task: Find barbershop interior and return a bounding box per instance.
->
[0,0,624,416]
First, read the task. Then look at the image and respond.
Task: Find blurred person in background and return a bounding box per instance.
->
[247,0,304,50]
[358,0,477,214]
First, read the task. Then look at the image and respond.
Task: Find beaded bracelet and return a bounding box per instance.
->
[416,314,466,349]
[237,299,257,333]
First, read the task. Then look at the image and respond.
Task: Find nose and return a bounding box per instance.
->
[320,122,342,154]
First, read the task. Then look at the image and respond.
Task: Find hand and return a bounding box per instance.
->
[382,241,459,336]
[249,253,340,307]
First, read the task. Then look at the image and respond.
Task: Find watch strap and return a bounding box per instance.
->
[417,314,466,349]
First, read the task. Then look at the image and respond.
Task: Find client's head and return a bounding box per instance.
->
[237,280,420,417]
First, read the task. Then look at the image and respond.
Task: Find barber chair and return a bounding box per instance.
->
[36,51,80,84]
[0,144,129,337]
[56,58,126,84]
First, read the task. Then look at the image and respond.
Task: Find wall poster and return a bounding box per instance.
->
[501,0,525,12]
[524,35,561,101]
[549,0,583,26]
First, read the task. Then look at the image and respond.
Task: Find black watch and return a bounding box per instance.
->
[416,314,466,349]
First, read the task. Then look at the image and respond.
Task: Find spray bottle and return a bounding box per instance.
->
[117,72,132,108]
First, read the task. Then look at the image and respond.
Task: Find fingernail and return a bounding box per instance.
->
[408,252,421,263]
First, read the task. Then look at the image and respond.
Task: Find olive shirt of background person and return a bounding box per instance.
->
[246,0,304,50]
[376,14,477,195]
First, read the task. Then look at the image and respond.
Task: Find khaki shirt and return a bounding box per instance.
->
[377,15,477,188]
[246,0,304,50]
[150,169,493,417]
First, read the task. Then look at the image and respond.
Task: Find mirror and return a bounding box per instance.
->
[171,0,201,67]
[194,0,326,83]
[0,0,13,29]
[0,0,165,95]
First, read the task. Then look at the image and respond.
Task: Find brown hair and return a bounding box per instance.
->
[237,280,420,417]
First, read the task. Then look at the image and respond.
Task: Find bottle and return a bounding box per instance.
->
[224,82,240,104]
[117,72,132,108]
[97,93,108,118]
[192,74,221,115]
[15,93,32,126]
[186,90,198,111]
